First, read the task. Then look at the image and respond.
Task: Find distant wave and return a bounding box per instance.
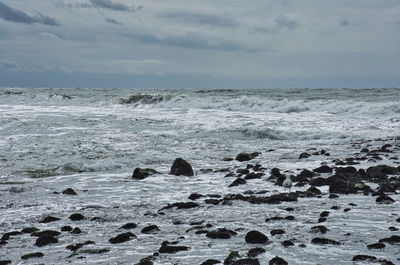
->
[117,93,175,106]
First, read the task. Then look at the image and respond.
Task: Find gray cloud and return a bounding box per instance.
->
[0,60,23,71]
[0,2,59,26]
[275,16,299,30]
[105,17,123,25]
[127,32,255,52]
[340,18,349,26]
[160,11,238,28]
[90,0,134,12]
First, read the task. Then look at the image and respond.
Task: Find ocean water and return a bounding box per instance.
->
[0,87,399,264]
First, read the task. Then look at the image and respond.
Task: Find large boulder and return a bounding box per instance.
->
[169,158,194,176]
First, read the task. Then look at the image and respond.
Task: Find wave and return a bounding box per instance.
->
[117,93,175,106]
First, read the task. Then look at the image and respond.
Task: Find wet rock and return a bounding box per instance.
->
[328,178,357,194]
[397,217,400,223]
[270,229,285,236]
[331,205,340,210]
[245,230,269,244]
[376,195,395,204]
[244,172,264,180]
[282,240,294,247]
[169,158,194,176]
[158,241,189,253]
[35,235,59,247]
[205,199,221,205]
[335,166,358,177]
[61,226,73,232]
[109,232,136,244]
[188,193,204,200]
[201,259,221,265]
[309,177,327,186]
[318,217,327,223]
[329,194,339,199]
[21,227,39,234]
[311,237,340,245]
[313,165,333,173]
[31,230,60,237]
[344,208,351,212]
[269,256,288,265]
[235,152,260,162]
[207,228,237,239]
[352,255,378,262]
[367,242,385,249]
[224,251,240,265]
[376,183,397,193]
[21,252,44,260]
[71,227,82,234]
[232,259,260,265]
[120,223,137,229]
[388,226,398,231]
[39,216,60,223]
[1,231,22,241]
[299,152,311,159]
[62,188,77,195]
[132,168,159,180]
[311,225,328,234]
[237,168,249,174]
[247,247,265,257]
[229,178,246,187]
[285,215,296,221]
[160,201,199,211]
[292,169,315,182]
[141,225,160,234]
[135,259,154,265]
[306,186,322,195]
[69,213,85,221]
[66,240,95,251]
[379,235,400,244]
[366,165,399,180]
[320,211,330,217]
[0,261,11,265]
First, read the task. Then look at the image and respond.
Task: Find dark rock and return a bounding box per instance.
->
[39,216,60,223]
[224,251,240,265]
[1,231,22,241]
[311,237,340,245]
[71,227,81,234]
[61,226,73,232]
[270,229,285,236]
[244,172,264,180]
[376,183,397,193]
[318,217,327,223]
[188,193,203,200]
[311,225,328,234]
[269,256,288,265]
[237,168,249,174]
[306,186,322,195]
[66,240,95,251]
[69,213,85,221]
[35,235,59,247]
[0,261,11,265]
[331,205,340,210]
[397,217,400,223]
[282,240,294,247]
[352,255,377,262]
[229,178,246,187]
[329,194,339,199]
[329,178,357,194]
[169,158,194,176]
[109,232,136,244]
[21,252,44,260]
[21,227,39,234]
[62,188,77,195]
[367,242,385,249]
[344,208,351,212]
[232,259,260,265]
[379,235,400,244]
[160,201,199,210]
[361,148,369,153]
[309,177,327,186]
[313,165,332,173]
[247,247,265,258]
[135,259,154,265]
[285,215,296,221]
[293,169,315,182]
[201,259,221,265]
[132,168,159,180]
[335,166,358,177]
[31,230,60,237]
[158,241,189,253]
[120,223,137,229]
[205,199,221,205]
[376,195,395,204]
[235,152,260,162]
[207,228,237,239]
[320,211,330,217]
[388,226,398,231]
[366,165,399,180]
[299,152,311,159]
[245,230,269,244]
[141,225,160,234]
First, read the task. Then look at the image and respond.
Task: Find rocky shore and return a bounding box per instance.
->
[1,138,400,264]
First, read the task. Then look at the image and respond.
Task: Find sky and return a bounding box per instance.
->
[0,0,399,88]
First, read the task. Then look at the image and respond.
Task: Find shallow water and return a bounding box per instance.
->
[0,87,399,264]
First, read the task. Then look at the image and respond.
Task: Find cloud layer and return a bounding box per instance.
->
[0,2,59,26]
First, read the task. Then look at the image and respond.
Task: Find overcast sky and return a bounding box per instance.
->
[0,0,399,88]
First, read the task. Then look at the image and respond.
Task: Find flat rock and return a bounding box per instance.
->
[39,216,60,223]
[109,232,136,244]
[270,229,285,236]
[159,241,189,253]
[120,223,137,229]
[379,235,400,244]
[21,252,44,260]
[367,242,385,249]
[311,237,340,245]
[160,202,199,211]
[232,258,260,265]
[31,230,60,237]
[200,259,221,265]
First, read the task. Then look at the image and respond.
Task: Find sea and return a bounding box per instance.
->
[0,87,399,264]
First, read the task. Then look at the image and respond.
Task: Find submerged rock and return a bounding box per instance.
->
[379,235,400,244]
[1,231,22,241]
[31,230,60,237]
[200,259,221,265]
[367,242,385,249]
[158,241,189,253]
[160,201,199,211]
[169,158,194,176]
[247,247,265,257]
[311,237,340,245]
[269,256,288,265]
[235,152,260,162]
[298,152,311,159]
[109,232,136,244]
[39,216,60,223]
[245,230,269,244]
[120,223,137,229]
[207,228,237,239]
[270,229,285,236]
[21,252,44,260]
[132,168,159,180]
[232,258,260,265]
